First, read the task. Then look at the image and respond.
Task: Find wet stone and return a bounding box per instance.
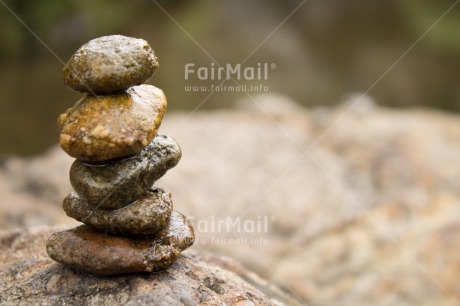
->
[63,188,173,236]
[58,84,167,162]
[46,211,195,276]
[63,35,159,95]
[69,134,181,209]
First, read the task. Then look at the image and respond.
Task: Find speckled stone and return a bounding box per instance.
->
[46,211,195,276]
[63,35,159,94]
[69,134,181,209]
[58,84,167,162]
[63,188,173,236]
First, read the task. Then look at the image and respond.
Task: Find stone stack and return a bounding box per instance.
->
[46,35,195,276]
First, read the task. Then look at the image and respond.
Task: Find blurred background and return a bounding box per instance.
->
[1,0,460,156]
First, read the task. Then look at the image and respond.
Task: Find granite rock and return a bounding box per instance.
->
[63,35,159,95]
[46,211,194,276]
[7,101,460,304]
[69,134,181,209]
[57,84,167,162]
[63,188,173,236]
[0,226,298,305]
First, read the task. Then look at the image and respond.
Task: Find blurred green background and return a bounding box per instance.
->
[0,0,459,156]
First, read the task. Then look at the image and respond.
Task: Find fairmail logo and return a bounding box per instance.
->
[187,215,276,233]
[185,62,275,81]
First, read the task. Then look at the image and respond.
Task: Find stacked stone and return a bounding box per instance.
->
[46,35,194,276]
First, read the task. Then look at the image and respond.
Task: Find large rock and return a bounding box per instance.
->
[0,226,299,305]
[3,97,460,305]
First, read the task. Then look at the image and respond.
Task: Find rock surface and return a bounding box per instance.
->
[0,226,298,305]
[4,100,460,305]
[63,35,159,94]
[63,188,173,235]
[58,84,167,162]
[70,134,181,209]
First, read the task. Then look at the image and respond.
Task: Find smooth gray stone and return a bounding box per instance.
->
[70,134,181,209]
[63,188,173,236]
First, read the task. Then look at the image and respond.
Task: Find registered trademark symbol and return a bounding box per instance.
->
[270,63,276,69]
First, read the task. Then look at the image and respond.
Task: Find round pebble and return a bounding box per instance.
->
[58,84,167,162]
[63,188,173,236]
[70,134,181,209]
[63,35,159,94]
[46,211,195,276]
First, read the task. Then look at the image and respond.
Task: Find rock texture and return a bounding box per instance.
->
[63,188,173,235]
[3,98,460,305]
[63,35,159,94]
[57,84,167,162]
[70,134,181,209]
[0,226,298,305]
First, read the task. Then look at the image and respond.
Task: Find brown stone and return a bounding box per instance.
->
[57,84,167,162]
[63,35,159,95]
[63,188,173,236]
[46,211,194,276]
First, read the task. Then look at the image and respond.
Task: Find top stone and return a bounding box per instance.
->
[63,35,159,95]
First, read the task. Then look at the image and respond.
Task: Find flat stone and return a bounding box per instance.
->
[63,35,159,94]
[69,134,181,209]
[46,211,194,276]
[58,84,167,162]
[63,188,173,236]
